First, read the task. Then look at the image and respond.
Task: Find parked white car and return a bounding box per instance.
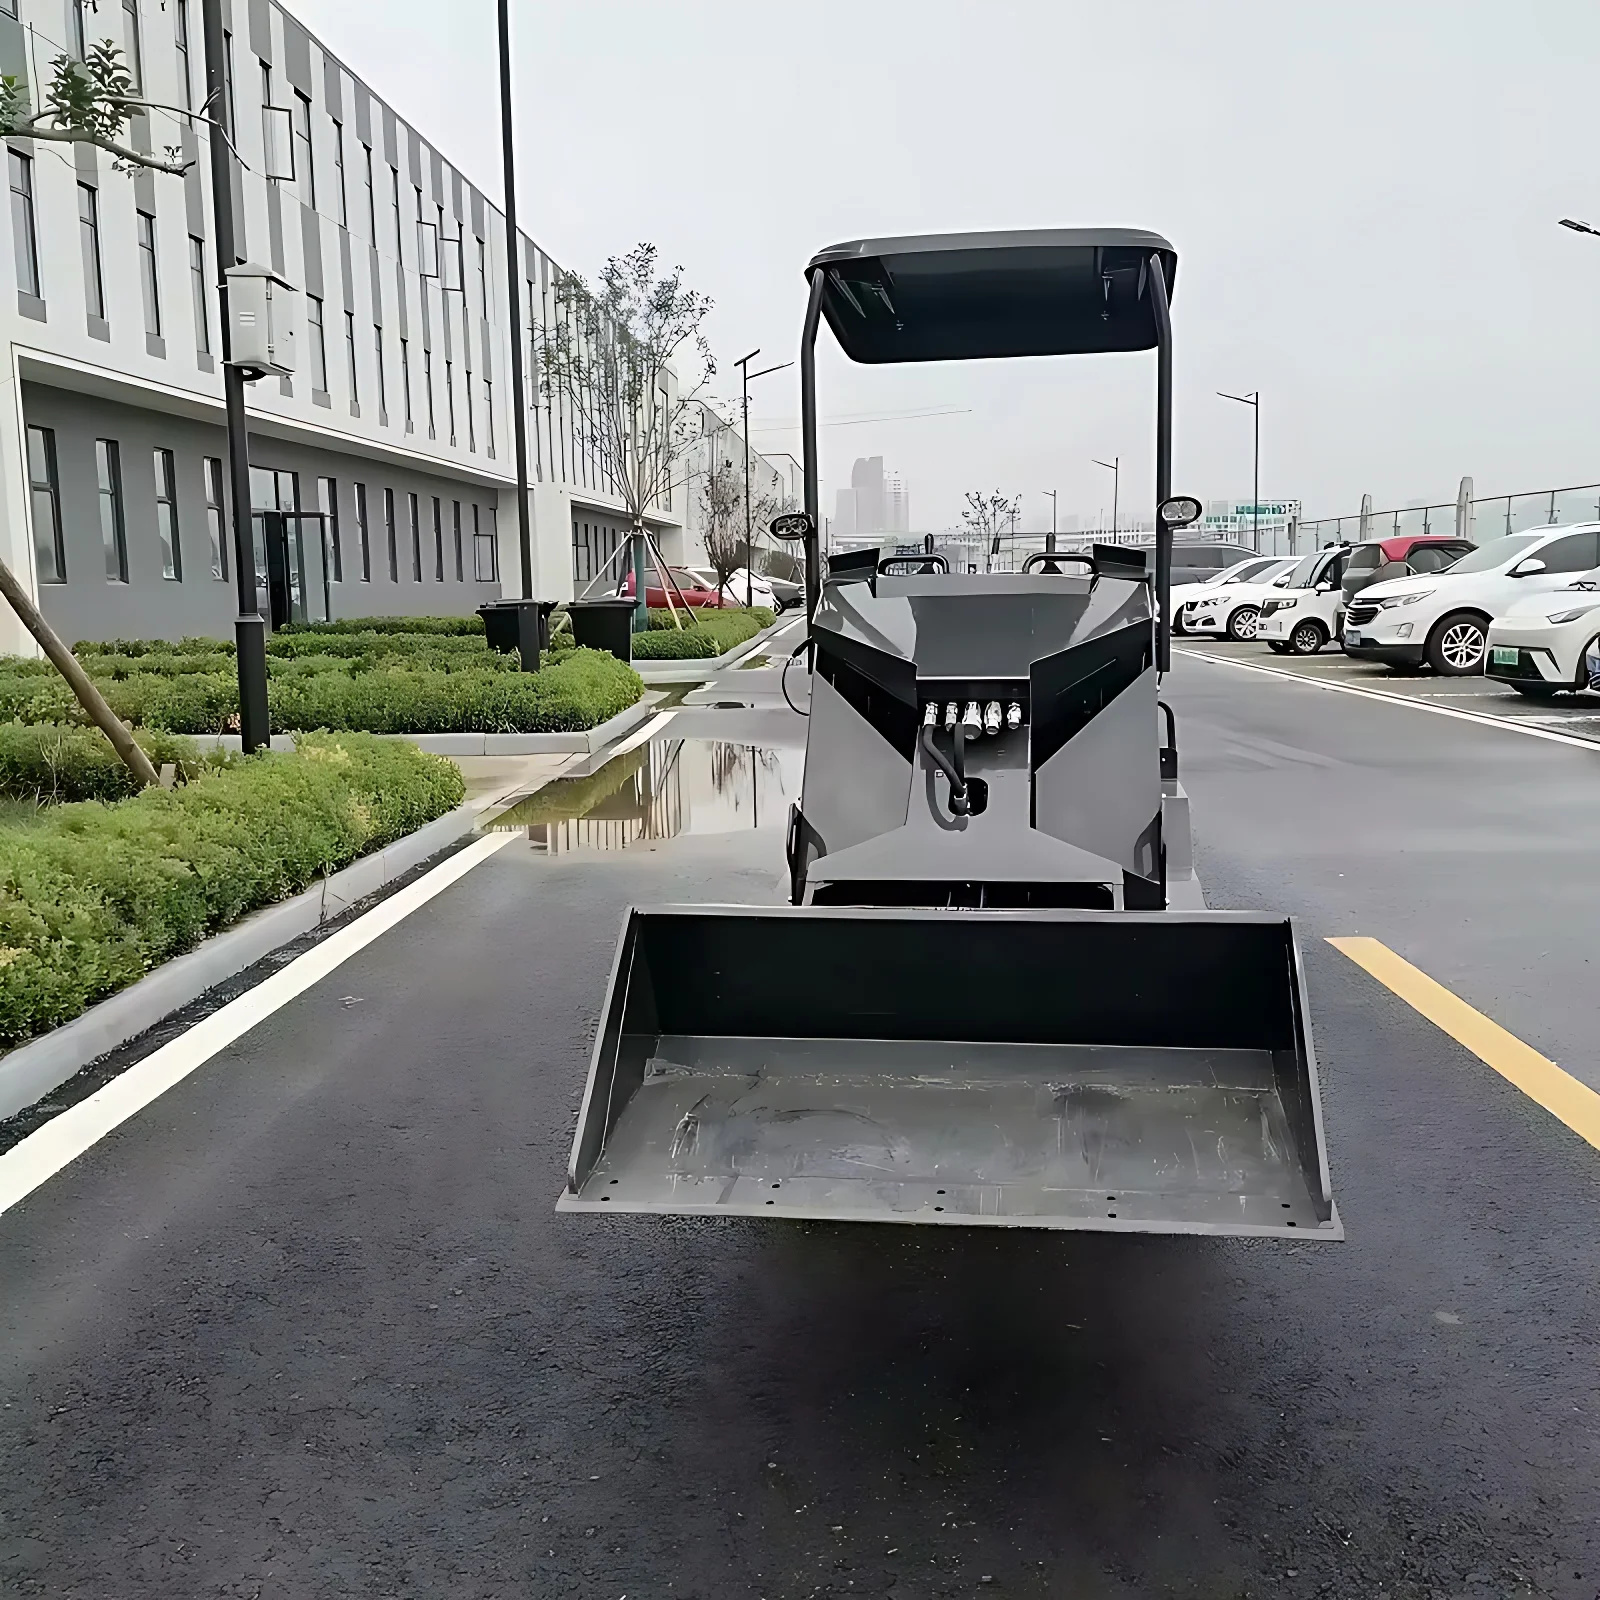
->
[1342,525,1600,675]
[687,566,780,610]
[1255,546,1353,654]
[1172,557,1294,638]
[1484,575,1600,696]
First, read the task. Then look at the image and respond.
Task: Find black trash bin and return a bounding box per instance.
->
[567,597,637,663]
[478,599,556,671]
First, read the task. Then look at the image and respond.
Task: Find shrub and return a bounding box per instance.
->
[636,607,774,657]
[279,615,486,637]
[0,723,205,803]
[0,734,464,1048]
[630,628,721,660]
[266,647,641,733]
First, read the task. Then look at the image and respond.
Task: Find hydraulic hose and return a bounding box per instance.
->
[921,723,969,815]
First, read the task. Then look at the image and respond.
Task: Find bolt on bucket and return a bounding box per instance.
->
[560,905,1340,1238]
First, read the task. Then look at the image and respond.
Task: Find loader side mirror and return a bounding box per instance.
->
[1159,495,1203,528]
[770,512,813,542]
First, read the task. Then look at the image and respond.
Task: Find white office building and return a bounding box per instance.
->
[0,0,675,651]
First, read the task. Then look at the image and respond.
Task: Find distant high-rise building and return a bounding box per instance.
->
[834,456,909,538]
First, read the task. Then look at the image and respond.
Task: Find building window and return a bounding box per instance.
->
[473,504,497,582]
[423,346,435,438]
[78,182,105,320]
[121,0,143,89]
[432,496,443,580]
[484,378,494,458]
[452,500,463,580]
[362,143,375,239]
[26,425,64,584]
[408,491,421,581]
[389,165,402,260]
[154,447,181,579]
[306,294,327,390]
[373,323,386,417]
[476,235,488,318]
[259,63,275,177]
[97,439,128,583]
[344,308,358,406]
[332,119,347,227]
[399,336,412,430]
[354,481,370,580]
[317,475,341,581]
[222,30,235,131]
[9,151,39,299]
[136,210,161,335]
[173,0,192,108]
[445,359,456,444]
[383,486,397,581]
[464,364,475,452]
[189,235,209,355]
[293,91,314,208]
[204,455,227,578]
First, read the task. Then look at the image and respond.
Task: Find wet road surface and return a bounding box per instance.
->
[0,655,1597,1599]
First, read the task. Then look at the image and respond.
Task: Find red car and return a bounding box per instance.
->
[619,567,724,607]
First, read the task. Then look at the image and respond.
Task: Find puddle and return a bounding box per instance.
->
[486,737,803,854]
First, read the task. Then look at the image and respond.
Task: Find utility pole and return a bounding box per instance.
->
[734,350,792,608]
[200,0,269,752]
[1218,389,1261,551]
[1043,488,1057,552]
[1092,457,1119,537]
[497,0,535,599]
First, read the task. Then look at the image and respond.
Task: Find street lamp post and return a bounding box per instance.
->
[1092,457,1119,537]
[200,0,269,752]
[734,350,792,608]
[497,0,535,601]
[1559,218,1600,237]
[1218,389,1261,551]
[1043,488,1057,552]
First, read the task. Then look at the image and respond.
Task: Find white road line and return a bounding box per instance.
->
[0,830,517,1220]
[1177,648,1600,752]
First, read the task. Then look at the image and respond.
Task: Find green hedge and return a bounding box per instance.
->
[630,628,722,660]
[0,723,205,803]
[0,641,641,735]
[279,615,486,637]
[0,733,465,1048]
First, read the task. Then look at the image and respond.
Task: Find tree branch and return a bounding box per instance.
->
[14,121,191,174]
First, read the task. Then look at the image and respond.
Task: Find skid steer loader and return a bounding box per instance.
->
[560,229,1340,1238]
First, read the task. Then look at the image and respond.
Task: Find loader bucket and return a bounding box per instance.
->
[561,905,1340,1238]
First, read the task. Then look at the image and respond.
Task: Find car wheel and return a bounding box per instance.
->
[1266,641,1291,654]
[1226,606,1260,642]
[1426,611,1489,675]
[1288,618,1328,655]
[1509,682,1562,699]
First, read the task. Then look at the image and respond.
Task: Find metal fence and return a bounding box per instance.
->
[1299,482,1600,550]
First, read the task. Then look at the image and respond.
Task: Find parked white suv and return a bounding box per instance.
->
[1255,546,1352,655]
[1177,558,1296,640]
[1343,525,1600,675]
[1484,574,1600,696]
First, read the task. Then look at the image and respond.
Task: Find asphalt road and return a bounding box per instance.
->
[1,657,1597,1599]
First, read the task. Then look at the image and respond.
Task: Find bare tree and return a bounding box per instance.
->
[539,244,715,625]
[962,490,1020,565]
[700,459,746,595]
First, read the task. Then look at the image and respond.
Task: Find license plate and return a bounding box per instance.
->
[1491,646,1518,666]
[1344,632,1365,647]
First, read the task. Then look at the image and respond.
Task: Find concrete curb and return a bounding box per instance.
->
[0,792,500,1123]
[188,693,662,757]
[633,614,803,683]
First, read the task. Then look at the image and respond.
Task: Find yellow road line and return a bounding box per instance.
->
[1329,936,1600,1152]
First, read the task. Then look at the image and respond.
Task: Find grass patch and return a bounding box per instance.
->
[0,723,205,803]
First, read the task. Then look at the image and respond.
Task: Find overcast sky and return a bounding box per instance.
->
[292,0,1600,532]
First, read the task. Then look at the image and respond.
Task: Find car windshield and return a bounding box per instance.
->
[1221,557,1277,584]
[1437,534,1539,575]
[1283,551,1327,588]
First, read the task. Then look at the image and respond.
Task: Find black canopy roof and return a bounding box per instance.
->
[807,229,1177,364]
